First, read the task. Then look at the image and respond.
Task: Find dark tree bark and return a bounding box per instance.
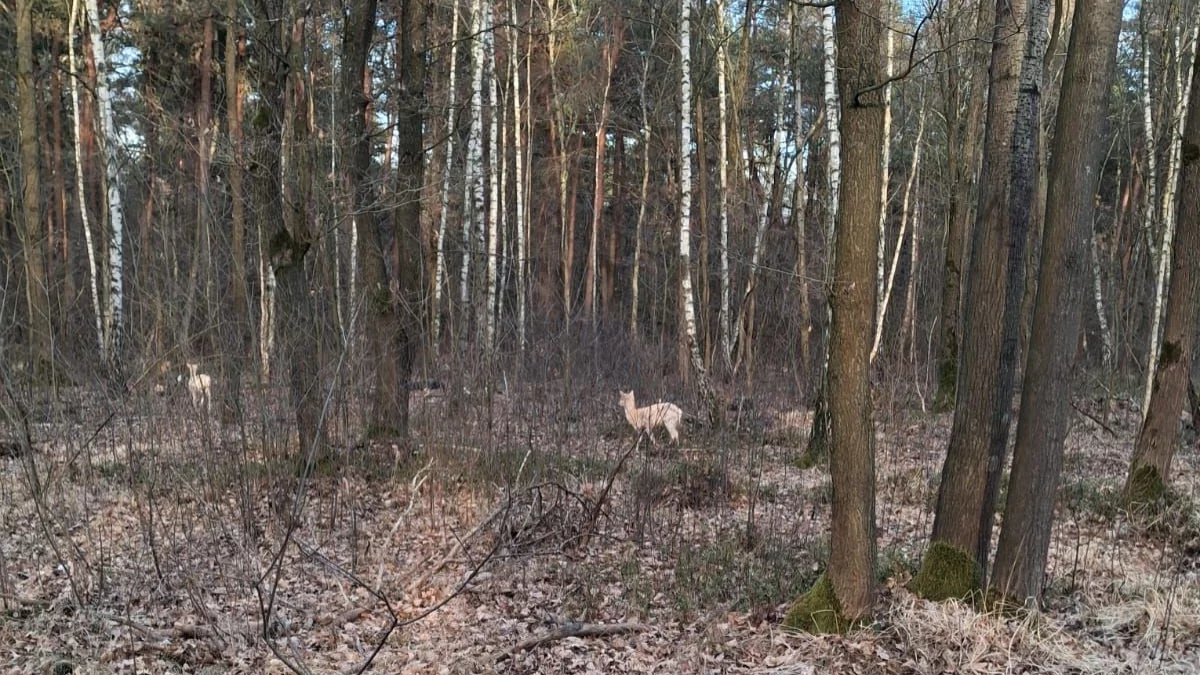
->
[220,0,249,424]
[17,0,53,372]
[362,0,426,440]
[991,0,1122,604]
[934,0,993,411]
[785,0,883,632]
[270,8,328,465]
[1123,34,1200,511]
[182,17,215,351]
[912,0,1051,600]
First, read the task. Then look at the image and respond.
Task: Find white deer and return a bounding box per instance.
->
[618,390,683,446]
[180,362,212,413]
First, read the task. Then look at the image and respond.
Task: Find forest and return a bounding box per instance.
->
[0,0,1198,671]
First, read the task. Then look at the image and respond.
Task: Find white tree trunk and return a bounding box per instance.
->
[485,1,500,350]
[717,0,732,368]
[1091,233,1114,373]
[821,6,841,252]
[679,0,705,373]
[463,0,485,317]
[1145,15,1200,418]
[1141,21,1160,274]
[85,0,125,361]
[872,97,926,363]
[68,0,105,358]
[511,2,527,350]
[433,1,459,351]
[875,17,894,331]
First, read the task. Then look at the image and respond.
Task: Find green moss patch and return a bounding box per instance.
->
[1124,464,1166,513]
[909,541,981,602]
[782,574,861,634]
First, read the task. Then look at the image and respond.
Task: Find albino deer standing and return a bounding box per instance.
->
[618,390,683,445]
[181,362,212,413]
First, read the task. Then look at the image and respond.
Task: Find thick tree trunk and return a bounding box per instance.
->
[991,0,1122,604]
[371,0,425,439]
[1124,34,1200,511]
[269,11,328,465]
[787,0,884,632]
[16,0,52,373]
[912,0,1051,600]
[935,0,993,411]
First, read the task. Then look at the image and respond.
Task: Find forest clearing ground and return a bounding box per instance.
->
[0,386,1198,674]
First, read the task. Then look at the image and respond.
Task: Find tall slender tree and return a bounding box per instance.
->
[1124,22,1200,511]
[786,0,884,632]
[16,0,52,372]
[991,0,1123,604]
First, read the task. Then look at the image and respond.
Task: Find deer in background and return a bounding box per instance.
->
[618,390,683,446]
[179,362,212,413]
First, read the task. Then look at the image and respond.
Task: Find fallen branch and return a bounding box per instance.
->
[502,622,646,658]
[1070,399,1117,438]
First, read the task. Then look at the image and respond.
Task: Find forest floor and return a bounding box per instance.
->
[1,380,1198,674]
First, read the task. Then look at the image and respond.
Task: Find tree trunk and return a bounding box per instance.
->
[585,22,621,329]
[220,0,248,423]
[464,0,486,331]
[875,9,894,331]
[485,7,500,351]
[270,10,328,465]
[935,0,994,411]
[68,0,105,359]
[1145,11,1200,419]
[1124,35,1200,511]
[182,17,215,353]
[873,95,927,363]
[16,0,52,373]
[991,0,1122,604]
[911,0,1051,600]
[679,0,720,425]
[787,0,884,632]
[510,3,527,350]
[801,6,842,464]
[631,29,654,339]
[370,0,425,439]
[717,0,732,368]
[433,0,460,352]
[85,0,127,365]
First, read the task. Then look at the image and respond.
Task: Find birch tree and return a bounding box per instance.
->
[1145,9,1200,418]
[67,0,105,358]
[511,2,528,350]
[85,0,127,363]
[485,3,500,350]
[717,0,733,368]
[433,0,461,349]
[463,0,486,321]
[679,0,720,424]
[873,95,927,363]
